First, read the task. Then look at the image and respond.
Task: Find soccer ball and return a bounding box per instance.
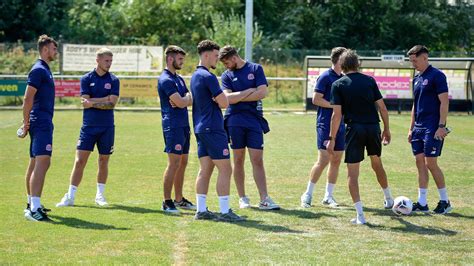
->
[392,196,413,215]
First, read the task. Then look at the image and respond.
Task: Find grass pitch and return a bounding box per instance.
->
[0,110,473,264]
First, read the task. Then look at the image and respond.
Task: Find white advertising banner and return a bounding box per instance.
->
[62,44,163,72]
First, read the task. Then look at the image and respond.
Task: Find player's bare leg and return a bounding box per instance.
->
[56,150,91,207]
[24,158,35,208]
[164,153,181,200]
[213,159,232,197]
[28,155,50,214]
[321,151,343,207]
[70,150,92,186]
[160,153,182,213]
[425,157,445,189]
[194,156,217,220]
[94,154,110,206]
[412,153,431,211]
[232,149,246,198]
[369,155,388,189]
[369,155,394,208]
[248,148,280,210]
[347,162,365,224]
[248,148,267,200]
[326,151,342,185]
[173,154,188,202]
[425,156,451,214]
[172,154,194,210]
[310,150,330,184]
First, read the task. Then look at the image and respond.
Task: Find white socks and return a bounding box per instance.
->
[324,183,335,199]
[418,188,428,206]
[196,194,231,214]
[438,187,448,202]
[31,197,41,212]
[68,185,77,199]
[97,183,105,196]
[382,187,392,199]
[304,181,315,196]
[196,194,207,213]
[354,201,366,224]
[306,182,336,199]
[354,201,364,216]
[27,195,31,204]
[218,196,230,214]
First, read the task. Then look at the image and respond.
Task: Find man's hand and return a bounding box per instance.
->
[382,129,391,145]
[434,127,448,140]
[407,129,413,143]
[22,120,30,132]
[17,120,29,138]
[325,140,335,155]
[81,98,93,109]
[169,99,177,108]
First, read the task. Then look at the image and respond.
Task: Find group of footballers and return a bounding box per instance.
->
[21,35,452,224]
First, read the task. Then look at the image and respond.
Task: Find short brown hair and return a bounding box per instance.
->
[330,47,347,65]
[218,45,239,60]
[96,47,113,57]
[197,40,220,55]
[407,45,429,57]
[165,45,186,59]
[340,49,360,72]
[37,34,57,52]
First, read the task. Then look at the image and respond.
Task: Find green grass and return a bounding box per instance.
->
[0,111,473,264]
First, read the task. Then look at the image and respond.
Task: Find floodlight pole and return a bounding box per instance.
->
[245,0,253,61]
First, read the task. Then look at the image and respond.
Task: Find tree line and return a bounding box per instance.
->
[0,0,472,53]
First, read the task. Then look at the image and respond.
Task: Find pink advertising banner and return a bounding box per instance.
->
[55,80,81,97]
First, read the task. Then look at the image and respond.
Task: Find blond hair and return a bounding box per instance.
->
[96,48,113,57]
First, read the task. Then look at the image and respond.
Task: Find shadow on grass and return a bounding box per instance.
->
[49,215,129,230]
[258,207,337,219]
[367,217,457,236]
[364,206,400,216]
[232,219,304,233]
[365,206,474,220]
[444,212,474,220]
[75,204,159,214]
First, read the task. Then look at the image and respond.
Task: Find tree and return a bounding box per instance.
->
[206,10,263,50]
[0,0,70,42]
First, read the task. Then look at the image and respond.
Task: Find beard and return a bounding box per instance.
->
[173,61,182,70]
[48,53,56,62]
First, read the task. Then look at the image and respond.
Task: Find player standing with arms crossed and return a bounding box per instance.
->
[56,48,119,207]
[218,45,279,210]
[158,45,195,213]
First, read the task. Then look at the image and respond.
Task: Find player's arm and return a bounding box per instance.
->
[327,105,342,154]
[82,94,118,110]
[223,88,256,104]
[214,92,229,109]
[84,96,110,103]
[408,105,415,143]
[435,92,449,140]
[376,98,391,145]
[21,85,37,132]
[312,92,332,108]
[169,92,192,108]
[240,84,268,102]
